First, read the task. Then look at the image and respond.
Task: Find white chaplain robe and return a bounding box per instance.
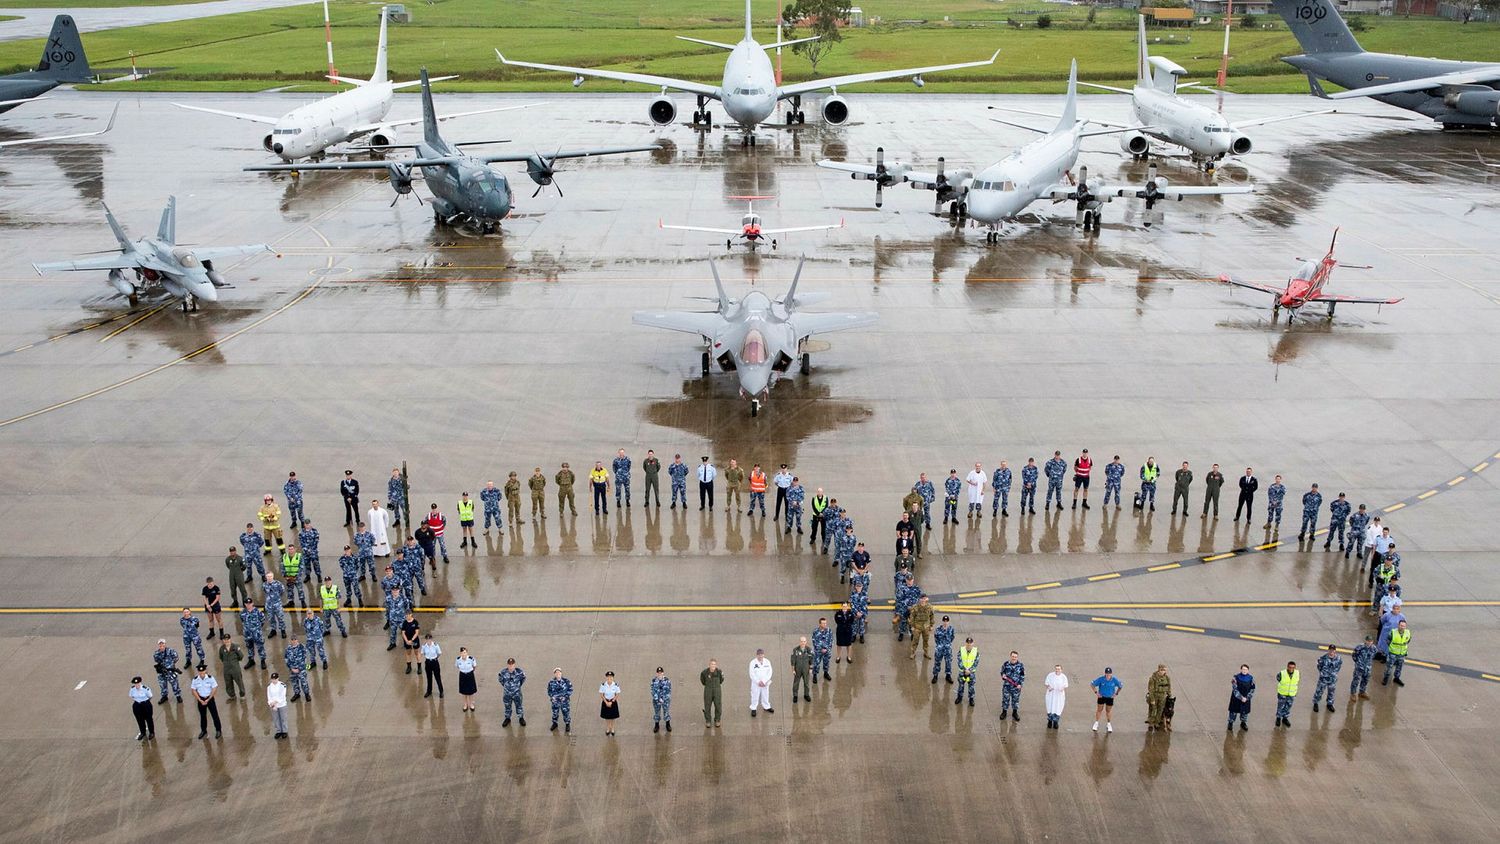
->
[965,470,985,505]
[368,505,391,556]
[1045,670,1069,716]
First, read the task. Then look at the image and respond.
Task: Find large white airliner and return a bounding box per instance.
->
[498,0,997,144]
[174,6,507,162]
[819,61,1253,241]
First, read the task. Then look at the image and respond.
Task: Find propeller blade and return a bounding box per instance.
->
[875,181,884,209]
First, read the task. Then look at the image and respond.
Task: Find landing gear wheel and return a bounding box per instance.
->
[128,292,139,307]
[797,111,805,125]
[701,351,710,376]
[750,399,760,417]
[957,202,968,218]
[785,111,795,126]
[800,352,810,376]
[771,239,778,250]
[948,201,958,217]
[727,238,733,250]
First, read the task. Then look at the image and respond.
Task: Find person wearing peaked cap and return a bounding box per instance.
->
[697,456,716,511]
[340,469,360,527]
[932,615,956,685]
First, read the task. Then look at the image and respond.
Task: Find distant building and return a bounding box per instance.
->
[1140,6,1196,25]
[1189,1,1272,16]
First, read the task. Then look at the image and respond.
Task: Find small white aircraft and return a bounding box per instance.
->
[498,0,997,145]
[819,60,1253,241]
[660,196,843,250]
[1074,16,1334,172]
[174,5,507,162]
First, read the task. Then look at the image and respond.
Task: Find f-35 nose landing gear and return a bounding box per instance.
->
[750,399,760,417]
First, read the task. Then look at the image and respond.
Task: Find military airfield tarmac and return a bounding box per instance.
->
[1,91,1498,841]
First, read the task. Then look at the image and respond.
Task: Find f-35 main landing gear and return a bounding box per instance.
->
[799,352,810,376]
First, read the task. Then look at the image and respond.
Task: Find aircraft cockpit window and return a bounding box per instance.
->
[998,181,1016,192]
[742,330,767,365]
[173,250,200,268]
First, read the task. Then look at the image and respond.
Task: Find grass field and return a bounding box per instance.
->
[0,0,1495,94]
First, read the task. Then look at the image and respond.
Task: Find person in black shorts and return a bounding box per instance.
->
[1091,666,1123,732]
[400,611,422,675]
[202,577,225,640]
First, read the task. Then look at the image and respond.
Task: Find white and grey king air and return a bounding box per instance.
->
[1271,0,1500,128]
[32,196,273,311]
[818,60,1253,240]
[633,257,877,417]
[173,5,513,162]
[0,15,96,114]
[1077,15,1334,171]
[498,0,997,144]
[244,69,658,233]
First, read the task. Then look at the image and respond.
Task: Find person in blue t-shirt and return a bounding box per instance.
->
[1090,667,1123,733]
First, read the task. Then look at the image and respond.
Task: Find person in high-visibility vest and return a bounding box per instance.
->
[318,576,347,637]
[747,464,768,516]
[1383,621,1411,687]
[456,493,476,549]
[1137,459,1160,511]
[955,638,979,706]
[281,545,307,609]
[1274,661,1300,728]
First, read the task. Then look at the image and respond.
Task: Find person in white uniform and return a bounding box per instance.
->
[748,648,774,715]
[367,499,391,557]
[266,673,288,739]
[964,463,986,517]
[1044,664,1069,730]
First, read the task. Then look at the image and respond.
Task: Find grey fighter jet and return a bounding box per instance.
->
[1272,0,1500,129]
[244,69,658,233]
[33,196,272,311]
[633,258,877,416]
[0,15,95,114]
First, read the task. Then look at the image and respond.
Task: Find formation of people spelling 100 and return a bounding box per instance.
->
[127,448,1416,742]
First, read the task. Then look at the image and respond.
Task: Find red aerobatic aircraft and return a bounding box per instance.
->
[1219,228,1401,323]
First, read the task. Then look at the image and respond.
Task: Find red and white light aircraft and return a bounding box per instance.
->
[659,196,842,250]
[1219,229,1401,323]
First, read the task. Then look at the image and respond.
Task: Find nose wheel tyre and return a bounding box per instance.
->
[800,352,810,376]
[750,399,760,417]
[701,351,710,376]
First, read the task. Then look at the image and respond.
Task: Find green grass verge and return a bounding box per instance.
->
[0,0,1496,94]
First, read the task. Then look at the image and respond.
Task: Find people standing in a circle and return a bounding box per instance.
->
[599,671,621,735]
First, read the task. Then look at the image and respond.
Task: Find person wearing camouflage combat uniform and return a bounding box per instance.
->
[284,471,306,531]
[224,546,250,608]
[1274,662,1298,728]
[240,600,267,669]
[790,638,814,702]
[528,468,547,520]
[387,468,406,528]
[1043,452,1067,511]
[1325,493,1352,552]
[280,545,307,609]
[1347,504,1371,562]
[1312,644,1342,712]
[1264,475,1286,530]
[384,588,409,649]
[992,462,1012,518]
[650,667,672,732]
[784,479,805,534]
[908,594,935,660]
[319,576,347,637]
[1298,484,1323,541]
[893,574,918,641]
[849,581,869,643]
[303,611,328,671]
[352,523,376,579]
[722,459,745,512]
[914,474,936,529]
[1020,460,1040,514]
[643,450,662,508]
[556,463,577,516]
[285,637,311,702]
[1147,664,1173,730]
[668,454,689,509]
[1349,635,1377,700]
[548,669,574,732]
[338,548,363,607]
[499,658,527,727]
[811,618,833,682]
[480,481,503,531]
[153,640,182,703]
[932,616,955,684]
[263,574,288,638]
[298,521,321,583]
[1000,651,1026,721]
[834,523,857,580]
[611,449,632,508]
[504,472,524,526]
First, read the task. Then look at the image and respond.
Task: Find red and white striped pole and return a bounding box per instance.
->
[324,0,337,83]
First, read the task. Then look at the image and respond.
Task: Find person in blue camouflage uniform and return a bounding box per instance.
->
[811,618,833,682]
[1103,456,1125,507]
[262,573,288,638]
[834,523,857,580]
[942,470,961,524]
[298,521,321,583]
[1020,459,1039,514]
[893,573,917,640]
[387,468,406,527]
[284,637,311,702]
[480,481,503,531]
[1000,651,1026,721]
[820,500,843,554]
[612,449,632,508]
[352,522,376,580]
[401,537,427,602]
[1324,493,1351,552]
[303,610,328,670]
[240,523,267,580]
[650,667,672,732]
[914,474,936,529]
[380,566,402,625]
[240,600,267,669]
[548,668,573,732]
[668,455,689,509]
[1346,504,1371,562]
[499,658,527,727]
[1297,483,1322,541]
[153,640,182,703]
[931,616,956,684]
[848,581,869,641]
[991,462,1012,517]
[179,608,206,669]
[284,471,306,530]
[1311,644,1342,712]
[1349,635,1377,700]
[383,588,409,649]
[1274,661,1298,727]
[338,546,363,607]
[1043,452,1067,511]
[784,479,806,534]
[1264,475,1286,529]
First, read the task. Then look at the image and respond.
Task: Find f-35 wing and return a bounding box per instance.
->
[1217,274,1286,297]
[1320,65,1500,100]
[778,50,999,98]
[788,312,879,339]
[496,50,720,99]
[631,310,725,337]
